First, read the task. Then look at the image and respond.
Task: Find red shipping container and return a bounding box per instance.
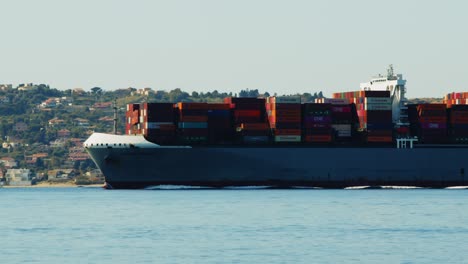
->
[235,110,261,118]
[274,129,302,136]
[179,116,209,122]
[367,136,392,143]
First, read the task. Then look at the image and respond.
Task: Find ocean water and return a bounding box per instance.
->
[1,187,468,264]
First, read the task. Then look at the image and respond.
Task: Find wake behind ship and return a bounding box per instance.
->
[85,66,468,189]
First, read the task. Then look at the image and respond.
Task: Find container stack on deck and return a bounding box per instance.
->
[408,104,447,143]
[125,103,140,135]
[302,103,333,143]
[140,103,176,144]
[447,105,468,143]
[444,92,468,108]
[266,96,302,143]
[207,103,233,144]
[443,92,468,143]
[124,90,468,146]
[224,97,269,143]
[332,91,392,143]
[176,102,209,144]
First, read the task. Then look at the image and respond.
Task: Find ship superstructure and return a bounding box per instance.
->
[360,65,408,125]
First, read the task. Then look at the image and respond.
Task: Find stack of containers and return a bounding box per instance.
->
[302,103,333,143]
[176,102,209,143]
[266,96,302,142]
[330,104,356,141]
[448,105,468,143]
[444,92,468,108]
[140,103,176,144]
[224,97,269,143]
[415,104,447,143]
[207,103,233,144]
[125,103,140,135]
[333,90,392,143]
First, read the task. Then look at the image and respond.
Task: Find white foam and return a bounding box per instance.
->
[445,186,468,189]
[380,186,424,189]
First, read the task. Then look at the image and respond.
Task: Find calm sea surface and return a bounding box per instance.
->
[1,187,468,264]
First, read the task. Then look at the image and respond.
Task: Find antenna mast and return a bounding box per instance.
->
[113,98,118,135]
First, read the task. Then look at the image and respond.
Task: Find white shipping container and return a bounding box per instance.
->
[274,135,301,142]
[365,104,392,111]
[139,116,144,123]
[128,117,131,124]
[365,97,391,104]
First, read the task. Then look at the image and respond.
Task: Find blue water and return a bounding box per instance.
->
[1,188,468,264]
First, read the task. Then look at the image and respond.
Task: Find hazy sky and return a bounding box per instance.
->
[1,0,467,97]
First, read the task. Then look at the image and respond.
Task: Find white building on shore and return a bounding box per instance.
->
[5,169,32,186]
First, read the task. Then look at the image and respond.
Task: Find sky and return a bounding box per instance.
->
[1,0,467,98]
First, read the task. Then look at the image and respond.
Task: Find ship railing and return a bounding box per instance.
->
[396,137,418,149]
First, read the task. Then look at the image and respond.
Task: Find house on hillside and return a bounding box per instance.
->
[40,98,59,108]
[93,102,113,109]
[5,169,32,186]
[17,83,38,91]
[69,138,85,147]
[72,88,85,95]
[50,139,66,148]
[25,153,49,165]
[48,118,66,127]
[68,146,90,161]
[48,169,76,180]
[0,84,13,91]
[57,129,71,138]
[74,118,90,128]
[132,87,153,96]
[0,157,17,168]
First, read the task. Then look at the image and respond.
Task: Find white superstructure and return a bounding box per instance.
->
[360,65,408,125]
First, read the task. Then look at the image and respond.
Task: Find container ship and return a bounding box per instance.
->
[84,66,468,189]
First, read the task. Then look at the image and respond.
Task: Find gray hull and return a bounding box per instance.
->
[86,146,468,189]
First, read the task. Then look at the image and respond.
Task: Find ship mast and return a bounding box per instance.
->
[113,98,118,135]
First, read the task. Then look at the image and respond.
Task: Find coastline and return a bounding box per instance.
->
[2,181,104,188]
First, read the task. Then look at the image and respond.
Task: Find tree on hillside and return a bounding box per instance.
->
[91,87,103,102]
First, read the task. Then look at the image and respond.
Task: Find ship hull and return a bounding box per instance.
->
[86,146,468,189]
